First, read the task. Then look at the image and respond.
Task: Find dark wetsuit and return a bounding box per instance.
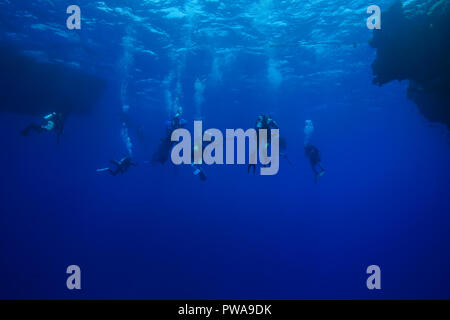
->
[153,115,206,181]
[107,157,138,176]
[152,116,187,164]
[304,143,325,182]
[21,113,66,143]
[248,115,279,174]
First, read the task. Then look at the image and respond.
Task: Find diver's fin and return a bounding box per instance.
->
[319,171,326,177]
[191,164,207,181]
[281,154,294,166]
[96,168,109,173]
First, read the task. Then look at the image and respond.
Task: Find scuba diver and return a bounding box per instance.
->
[304,143,325,183]
[256,114,279,132]
[152,107,187,165]
[303,120,325,183]
[152,107,207,182]
[96,156,138,176]
[21,112,66,143]
[248,114,281,174]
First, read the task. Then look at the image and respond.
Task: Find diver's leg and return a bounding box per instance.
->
[108,168,119,176]
[21,123,43,136]
[192,164,206,181]
[311,164,319,184]
[199,169,207,181]
[152,138,171,164]
[281,153,294,166]
[56,131,62,145]
[311,163,319,176]
[20,126,30,136]
[318,163,325,176]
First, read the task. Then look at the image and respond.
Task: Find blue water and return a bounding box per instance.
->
[1,0,450,299]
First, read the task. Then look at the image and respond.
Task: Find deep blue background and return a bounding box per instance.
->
[1,0,450,299]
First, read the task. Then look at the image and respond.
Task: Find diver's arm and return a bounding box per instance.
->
[43,113,56,121]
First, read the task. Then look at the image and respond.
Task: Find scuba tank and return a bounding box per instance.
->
[44,112,56,120]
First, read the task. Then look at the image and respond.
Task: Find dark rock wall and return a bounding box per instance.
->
[0,46,106,116]
[370,0,450,127]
